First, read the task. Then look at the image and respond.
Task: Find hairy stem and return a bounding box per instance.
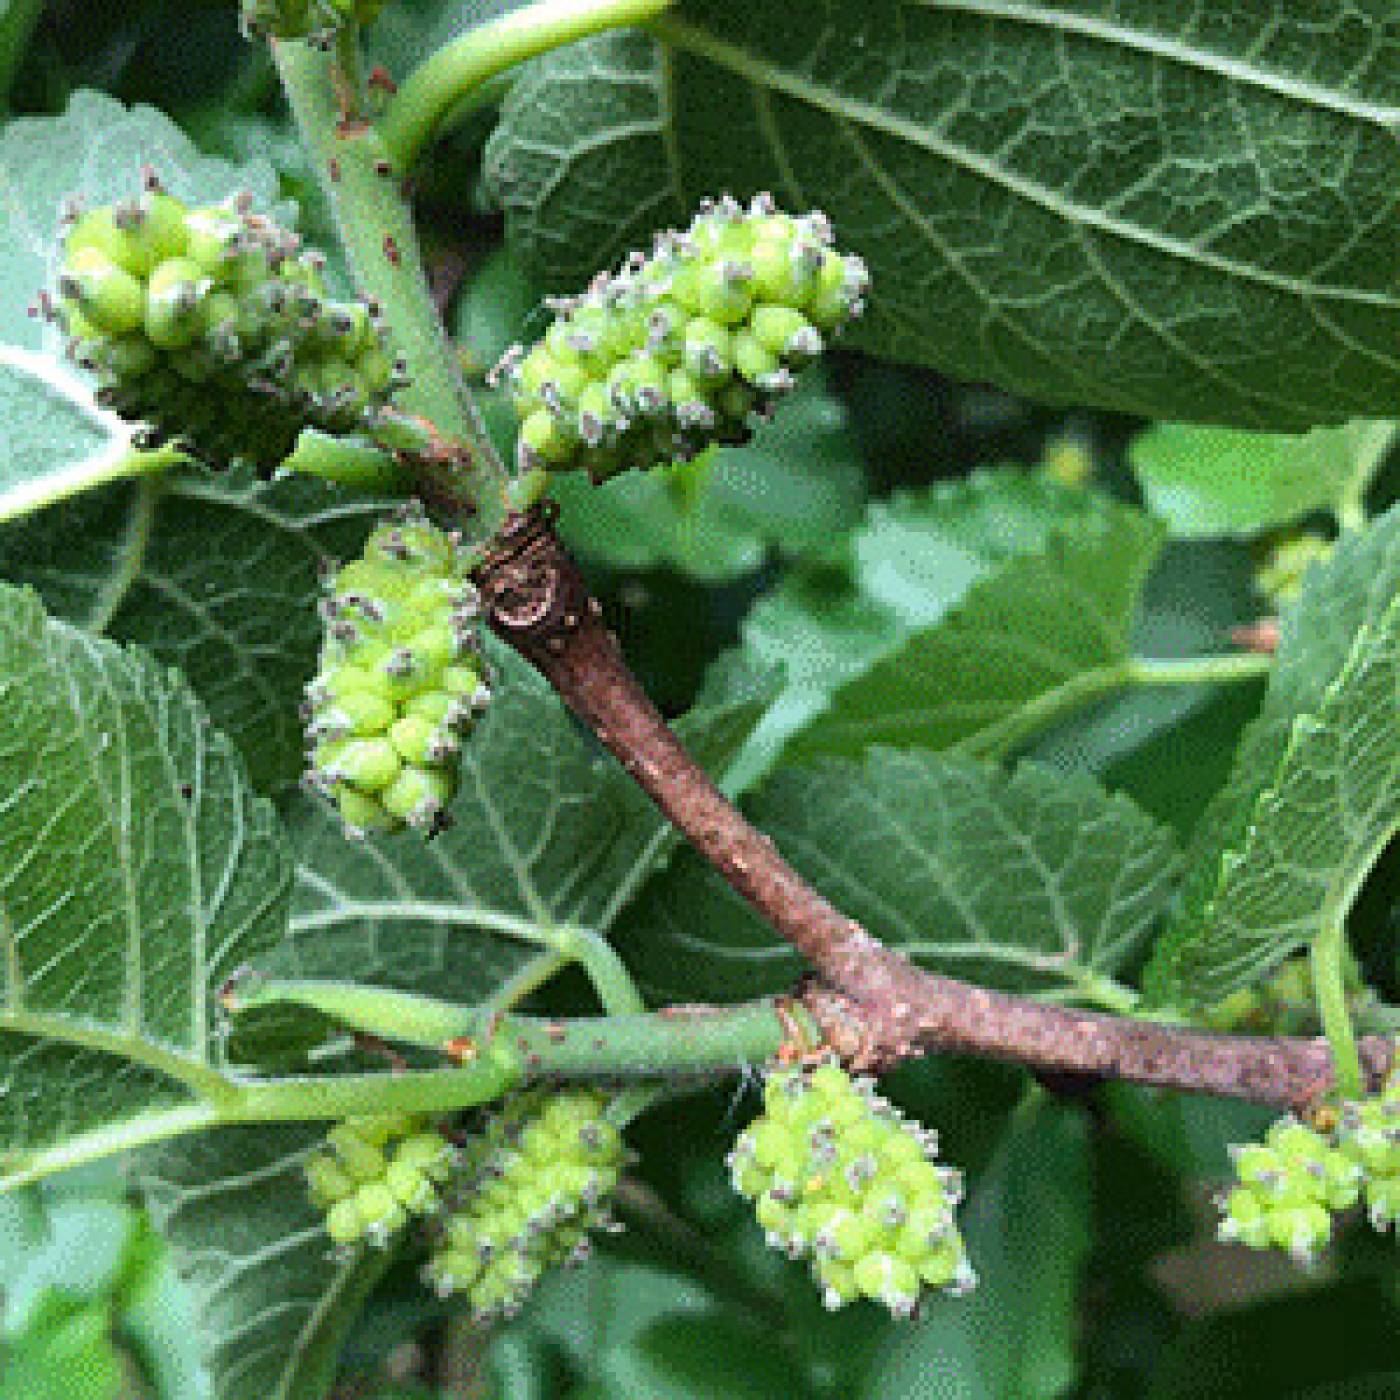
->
[229,1053,520,1120]
[272,34,508,535]
[476,510,1395,1110]
[1311,916,1363,1099]
[379,0,677,170]
[225,976,798,1076]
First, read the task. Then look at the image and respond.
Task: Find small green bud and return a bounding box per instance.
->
[58,247,145,336]
[143,258,208,350]
[307,1117,451,1247]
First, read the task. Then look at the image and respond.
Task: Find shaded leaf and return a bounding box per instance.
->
[600,1310,817,1399]
[864,1096,1091,1400]
[484,8,1400,428]
[619,751,1177,1004]
[791,501,1164,758]
[1145,1281,1400,1400]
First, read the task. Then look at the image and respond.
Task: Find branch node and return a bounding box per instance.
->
[475,504,595,662]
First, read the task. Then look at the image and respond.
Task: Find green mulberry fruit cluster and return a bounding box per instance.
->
[1337,1060,1400,1232]
[1217,1115,1362,1263]
[305,1114,456,1249]
[728,1061,973,1319]
[303,505,490,838]
[423,1089,625,1321]
[496,193,868,483]
[47,172,400,468]
[240,0,385,43]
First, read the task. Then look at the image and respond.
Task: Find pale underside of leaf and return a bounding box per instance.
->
[485,3,1400,428]
[0,584,290,1184]
[0,344,150,523]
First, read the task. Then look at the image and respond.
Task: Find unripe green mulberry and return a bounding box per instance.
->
[47,172,401,468]
[728,1061,973,1318]
[240,0,385,43]
[422,1089,625,1321]
[305,1114,456,1249]
[1337,1055,1400,1233]
[496,193,868,482]
[1255,533,1334,608]
[1217,1114,1362,1263]
[303,504,490,838]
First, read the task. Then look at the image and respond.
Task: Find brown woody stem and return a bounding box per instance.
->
[475,508,1394,1112]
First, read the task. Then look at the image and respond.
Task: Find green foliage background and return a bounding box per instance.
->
[1,2,1398,1397]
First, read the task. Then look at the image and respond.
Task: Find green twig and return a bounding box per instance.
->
[1310,915,1363,1099]
[272,34,508,537]
[224,976,795,1076]
[548,922,646,1014]
[478,949,571,1019]
[960,650,1273,760]
[379,0,677,170]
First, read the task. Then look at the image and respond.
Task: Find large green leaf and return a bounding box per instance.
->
[1146,590,1400,1004]
[1129,420,1396,539]
[483,6,1400,429]
[139,1126,393,1400]
[791,501,1164,758]
[737,468,1112,775]
[863,1096,1091,1400]
[618,751,1178,1004]
[1146,506,1400,1004]
[0,470,386,793]
[0,583,290,1186]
